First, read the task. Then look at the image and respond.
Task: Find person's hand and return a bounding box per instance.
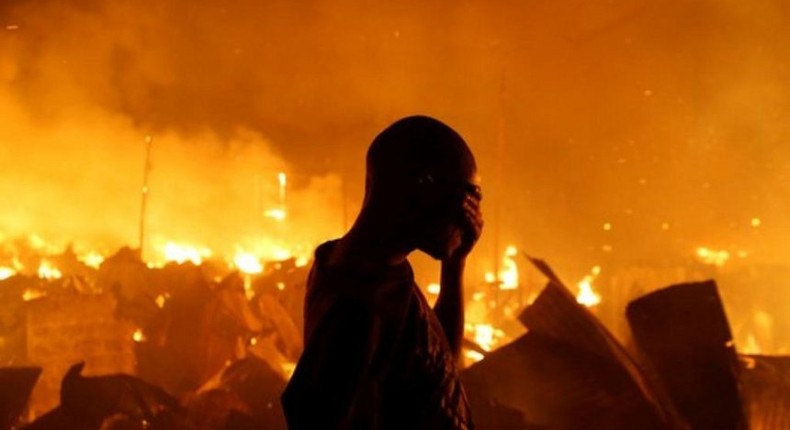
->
[447,194,483,263]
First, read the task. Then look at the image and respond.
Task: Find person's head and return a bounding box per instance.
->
[363,115,481,260]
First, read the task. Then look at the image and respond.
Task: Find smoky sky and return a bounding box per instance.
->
[1,0,789,276]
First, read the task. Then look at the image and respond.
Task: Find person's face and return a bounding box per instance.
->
[414,171,482,260]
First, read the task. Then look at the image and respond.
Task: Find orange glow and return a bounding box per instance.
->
[37,260,62,279]
[696,247,731,267]
[234,251,264,274]
[78,251,105,269]
[576,266,602,307]
[0,267,15,280]
[263,208,287,222]
[22,289,45,301]
[160,242,212,265]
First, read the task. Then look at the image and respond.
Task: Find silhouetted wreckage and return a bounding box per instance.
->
[3,252,790,429]
[0,367,40,430]
[462,259,789,430]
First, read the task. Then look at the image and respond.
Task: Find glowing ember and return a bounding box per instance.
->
[0,267,15,280]
[576,265,602,307]
[696,247,730,267]
[155,294,167,309]
[484,272,496,284]
[427,283,441,295]
[22,289,45,301]
[37,260,62,279]
[234,251,264,274]
[132,329,146,343]
[161,242,212,265]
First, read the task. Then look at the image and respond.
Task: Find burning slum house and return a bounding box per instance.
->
[1,0,790,429]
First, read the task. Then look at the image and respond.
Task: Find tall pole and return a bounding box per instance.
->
[493,72,506,295]
[138,135,153,260]
[488,69,509,325]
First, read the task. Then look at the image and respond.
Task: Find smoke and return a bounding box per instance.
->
[0,0,788,275]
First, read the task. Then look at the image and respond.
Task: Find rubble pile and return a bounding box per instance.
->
[2,250,789,429]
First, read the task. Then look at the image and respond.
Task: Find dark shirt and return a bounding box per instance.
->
[281,241,474,430]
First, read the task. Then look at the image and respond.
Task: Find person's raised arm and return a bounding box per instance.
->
[433,194,482,361]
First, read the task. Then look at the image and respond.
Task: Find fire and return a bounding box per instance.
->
[78,251,105,269]
[0,267,15,280]
[473,324,496,351]
[464,323,507,364]
[427,283,441,295]
[264,172,289,222]
[37,260,62,280]
[233,251,264,275]
[576,265,602,307]
[485,245,520,290]
[696,247,730,267]
[499,245,520,290]
[160,242,212,265]
[132,329,146,343]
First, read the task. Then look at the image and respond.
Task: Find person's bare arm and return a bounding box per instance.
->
[433,195,483,361]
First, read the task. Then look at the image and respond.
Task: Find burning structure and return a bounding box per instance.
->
[1,0,789,428]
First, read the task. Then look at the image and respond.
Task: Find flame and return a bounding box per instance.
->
[37,260,62,279]
[465,350,485,362]
[427,283,441,295]
[473,324,496,351]
[132,329,146,343]
[486,245,520,290]
[464,323,507,364]
[696,247,730,267]
[160,241,212,265]
[499,245,519,290]
[234,251,264,274]
[78,251,105,269]
[576,265,602,307]
[0,267,15,280]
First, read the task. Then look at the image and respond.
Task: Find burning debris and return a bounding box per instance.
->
[1,241,789,430]
[462,258,790,429]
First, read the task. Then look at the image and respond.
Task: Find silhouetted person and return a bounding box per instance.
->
[281,115,482,430]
